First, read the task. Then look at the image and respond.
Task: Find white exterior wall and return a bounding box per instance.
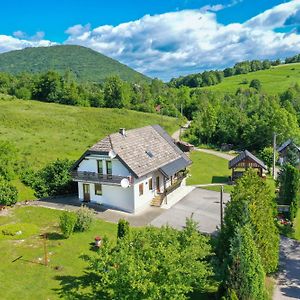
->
[77,155,140,213]
[76,154,176,213]
[77,155,130,177]
[78,181,134,212]
[133,175,155,212]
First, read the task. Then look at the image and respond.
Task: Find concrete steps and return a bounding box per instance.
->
[151,194,164,207]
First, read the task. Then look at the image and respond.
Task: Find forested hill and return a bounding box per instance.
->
[0,45,150,83]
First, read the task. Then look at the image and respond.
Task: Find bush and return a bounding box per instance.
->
[74,206,94,232]
[0,141,18,181]
[59,211,77,238]
[26,159,76,198]
[0,177,18,205]
[249,79,262,91]
[117,218,130,239]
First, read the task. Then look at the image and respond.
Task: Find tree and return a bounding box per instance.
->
[33,71,63,102]
[259,146,277,172]
[219,169,279,274]
[225,225,266,300]
[104,75,126,108]
[29,159,75,198]
[117,218,130,239]
[193,103,217,144]
[67,219,213,299]
[277,163,300,220]
[249,79,262,91]
[0,176,18,205]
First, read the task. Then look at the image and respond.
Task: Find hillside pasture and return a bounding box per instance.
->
[0,95,179,169]
[203,63,300,94]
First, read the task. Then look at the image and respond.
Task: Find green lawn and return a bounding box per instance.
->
[203,63,300,94]
[186,151,276,194]
[186,151,231,186]
[0,206,117,299]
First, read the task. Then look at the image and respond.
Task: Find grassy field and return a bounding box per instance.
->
[0,206,117,299]
[0,95,179,199]
[203,63,300,94]
[186,151,231,189]
[0,95,179,169]
[186,150,276,194]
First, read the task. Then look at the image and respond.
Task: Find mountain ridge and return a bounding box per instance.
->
[0,45,150,83]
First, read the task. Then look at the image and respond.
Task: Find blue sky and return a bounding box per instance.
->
[1,0,300,79]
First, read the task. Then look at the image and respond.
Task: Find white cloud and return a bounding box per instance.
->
[64,1,300,79]
[0,35,57,53]
[65,24,91,37]
[245,0,300,29]
[13,30,26,38]
[1,1,300,80]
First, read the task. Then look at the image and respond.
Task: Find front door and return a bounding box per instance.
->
[156,176,160,193]
[83,184,90,202]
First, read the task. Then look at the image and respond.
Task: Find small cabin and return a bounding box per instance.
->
[229,150,267,181]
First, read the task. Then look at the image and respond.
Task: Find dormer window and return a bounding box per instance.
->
[146,150,154,158]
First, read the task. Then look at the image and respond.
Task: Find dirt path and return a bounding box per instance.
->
[273,236,300,299]
[196,148,235,161]
[172,121,191,141]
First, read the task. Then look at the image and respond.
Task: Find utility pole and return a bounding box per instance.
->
[220,185,224,229]
[273,132,277,180]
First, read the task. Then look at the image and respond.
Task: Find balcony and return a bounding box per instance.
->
[71,171,130,186]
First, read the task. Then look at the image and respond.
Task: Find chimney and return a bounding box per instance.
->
[119,128,126,136]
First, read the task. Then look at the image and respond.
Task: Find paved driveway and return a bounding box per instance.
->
[150,188,230,234]
[274,236,300,300]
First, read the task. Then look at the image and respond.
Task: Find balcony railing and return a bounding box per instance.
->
[71,171,130,186]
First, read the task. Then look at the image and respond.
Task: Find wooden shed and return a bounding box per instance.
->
[229,150,267,181]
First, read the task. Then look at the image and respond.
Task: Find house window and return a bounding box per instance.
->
[95,184,102,196]
[97,160,103,175]
[139,183,144,196]
[106,160,112,178]
[148,178,153,190]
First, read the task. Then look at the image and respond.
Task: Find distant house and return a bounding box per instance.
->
[277,139,300,165]
[229,150,267,181]
[70,125,191,213]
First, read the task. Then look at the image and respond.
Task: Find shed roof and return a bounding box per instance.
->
[159,157,188,178]
[278,139,300,153]
[228,150,267,170]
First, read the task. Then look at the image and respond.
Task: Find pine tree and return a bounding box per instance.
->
[226,224,266,300]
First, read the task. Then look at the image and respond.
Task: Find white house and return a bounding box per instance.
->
[71,125,191,213]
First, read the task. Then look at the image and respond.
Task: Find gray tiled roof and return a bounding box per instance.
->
[229,150,267,170]
[89,125,191,178]
[278,139,300,153]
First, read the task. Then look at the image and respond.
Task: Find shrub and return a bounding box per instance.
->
[0,177,18,205]
[59,211,77,238]
[0,141,18,180]
[26,159,76,198]
[117,218,130,239]
[249,79,262,91]
[74,206,94,232]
